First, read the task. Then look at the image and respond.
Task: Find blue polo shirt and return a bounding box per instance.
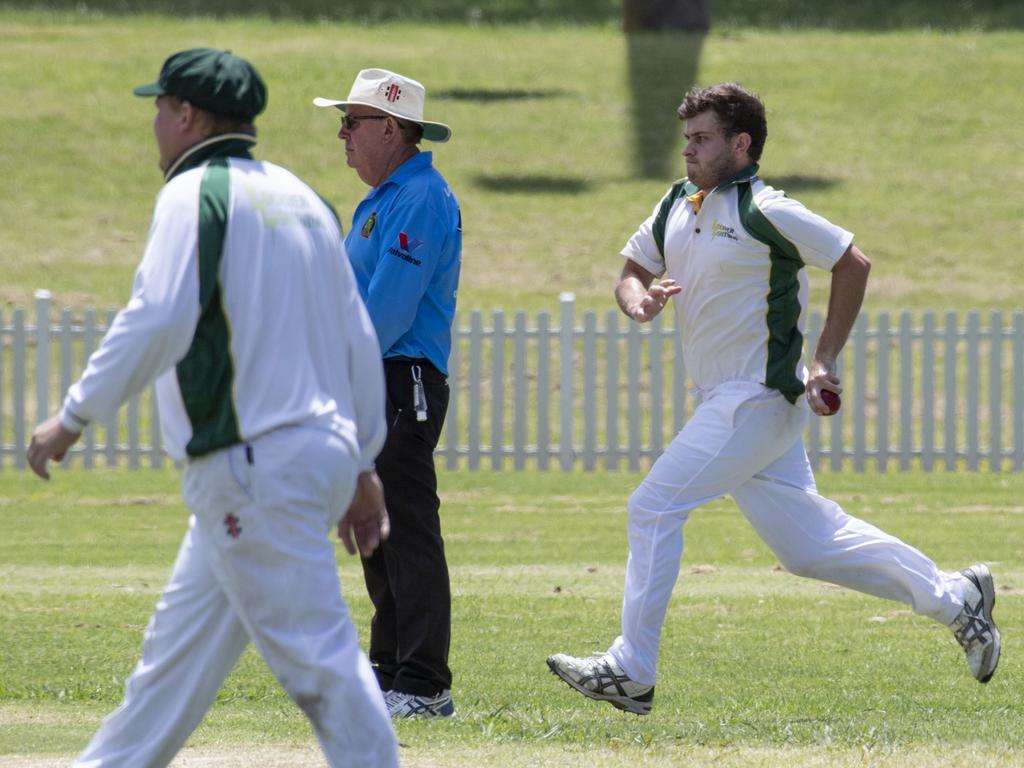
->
[344,152,462,375]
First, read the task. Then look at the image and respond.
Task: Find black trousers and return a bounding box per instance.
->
[361,358,452,696]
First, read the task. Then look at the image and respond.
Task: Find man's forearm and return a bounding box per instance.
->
[814,246,870,367]
[615,276,649,319]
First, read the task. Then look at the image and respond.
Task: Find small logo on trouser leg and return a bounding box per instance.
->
[224,513,242,539]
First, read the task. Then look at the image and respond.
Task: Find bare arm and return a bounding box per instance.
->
[807,244,871,415]
[615,258,681,323]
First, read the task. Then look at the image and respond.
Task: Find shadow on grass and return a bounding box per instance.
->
[434,88,568,102]
[473,174,594,194]
[762,175,840,194]
[626,31,704,180]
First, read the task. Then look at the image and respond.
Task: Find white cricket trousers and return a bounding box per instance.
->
[74,416,399,768]
[609,381,965,686]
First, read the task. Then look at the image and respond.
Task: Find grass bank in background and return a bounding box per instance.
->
[2,12,1022,316]
[1,468,1021,766]
[2,0,1023,28]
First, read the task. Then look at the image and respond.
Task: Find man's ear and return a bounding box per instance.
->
[382,116,402,143]
[178,100,200,132]
[734,131,752,157]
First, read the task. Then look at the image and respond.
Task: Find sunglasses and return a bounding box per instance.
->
[340,114,389,131]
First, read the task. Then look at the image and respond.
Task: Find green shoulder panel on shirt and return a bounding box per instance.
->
[736,181,806,404]
[652,178,698,258]
[176,157,242,457]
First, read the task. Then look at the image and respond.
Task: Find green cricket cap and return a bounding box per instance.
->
[133,48,267,122]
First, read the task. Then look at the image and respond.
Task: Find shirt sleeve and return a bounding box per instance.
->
[619,194,670,277]
[363,186,449,354]
[758,189,853,271]
[60,185,201,429]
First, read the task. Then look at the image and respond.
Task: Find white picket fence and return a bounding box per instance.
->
[2,290,1023,472]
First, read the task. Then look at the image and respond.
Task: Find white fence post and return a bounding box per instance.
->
[876,311,890,472]
[852,313,867,472]
[491,310,505,471]
[966,311,981,471]
[649,315,664,460]
[583,311,598,471]
[35,290,51,427]
[605,310,620,472]
[445,312,461,471]
[467,310,482,471]
[13,309,27,470]
[536,311,551,471]
[989,310,1003,472]
[558,293,575,472]
[921,312,935,471]
[512,311,527,470]
[944,312,958,471]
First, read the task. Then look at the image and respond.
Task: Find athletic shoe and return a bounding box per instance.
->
[950,564,1001,683]
[384,689,455,719]
[546,652,654,715]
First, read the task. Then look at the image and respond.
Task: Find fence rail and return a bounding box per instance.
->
[2,291,1023,472]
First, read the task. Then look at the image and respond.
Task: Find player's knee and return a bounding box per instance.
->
[627,487,686,526]
[777,552,825,580]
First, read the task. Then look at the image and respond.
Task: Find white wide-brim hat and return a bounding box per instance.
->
[313,68,451,143]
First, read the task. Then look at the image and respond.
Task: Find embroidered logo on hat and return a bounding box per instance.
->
[384,83,402,103]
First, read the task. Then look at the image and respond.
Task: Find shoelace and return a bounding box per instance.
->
[579,658,635,697]
[953,600,991,646]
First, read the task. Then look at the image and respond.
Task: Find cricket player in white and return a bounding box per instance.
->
[547,82,1001,715]
[27,49,399,766]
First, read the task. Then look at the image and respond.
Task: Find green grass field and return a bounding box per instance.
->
[1,468,1021,766]
[2,8,1022,767]
[2,11,1022,317]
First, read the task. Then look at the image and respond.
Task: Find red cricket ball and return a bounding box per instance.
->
[821,389,841,415]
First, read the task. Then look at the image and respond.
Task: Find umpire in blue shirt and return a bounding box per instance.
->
[315,68,462,719]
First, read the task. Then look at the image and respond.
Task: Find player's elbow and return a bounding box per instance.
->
[848,245,871,274]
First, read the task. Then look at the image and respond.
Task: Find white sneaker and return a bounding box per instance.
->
[546,652,654,715]
[950,564,1001,683]
[384,689,455,719]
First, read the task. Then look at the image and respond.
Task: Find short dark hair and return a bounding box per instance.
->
[397,118,424,146]
[678,83,767,163]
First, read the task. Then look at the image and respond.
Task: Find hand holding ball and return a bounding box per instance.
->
[820,390,841,415]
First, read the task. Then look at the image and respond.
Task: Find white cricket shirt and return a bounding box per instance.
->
[621,165,853,402]
[61,135,386,466]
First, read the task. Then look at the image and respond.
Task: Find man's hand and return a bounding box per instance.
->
[625,278,682,323]
[806,359,843,417]
[616,260,681,324]
[27,415,82,480]
[337,470,390,557]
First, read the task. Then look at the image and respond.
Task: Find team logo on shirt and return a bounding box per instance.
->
[388,232,425,266]
[711,220,739,242]
[224,513,242,539]
[361,211,377,238]
[398,232,423,253]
